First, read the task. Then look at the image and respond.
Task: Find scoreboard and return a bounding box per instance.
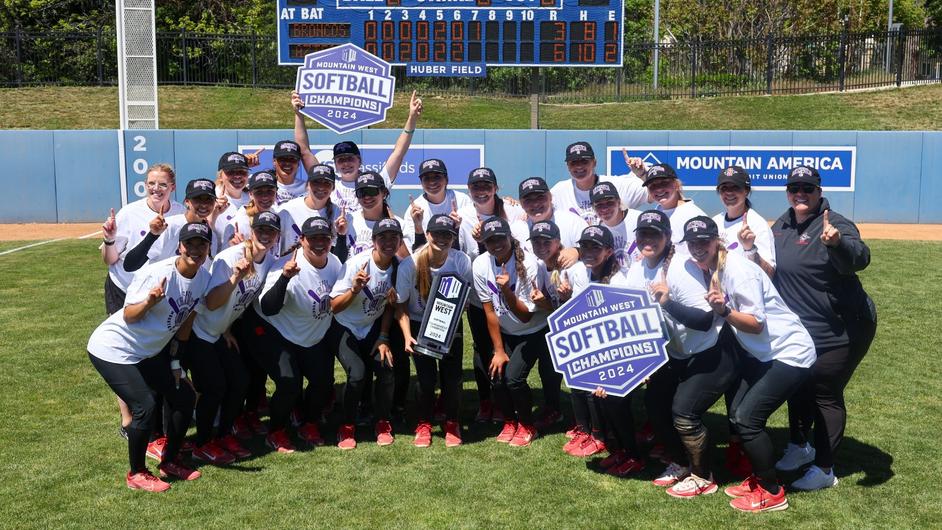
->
[277,0,624,67]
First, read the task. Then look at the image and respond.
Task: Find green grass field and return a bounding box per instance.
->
[1,239,940,529]
[1,84,942,130]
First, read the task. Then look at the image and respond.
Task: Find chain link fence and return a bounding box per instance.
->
[2,27,940,100]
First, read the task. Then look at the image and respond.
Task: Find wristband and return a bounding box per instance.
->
[720,305,732,318]
[743,246,758,259]
[403,128,415,135]
[170,360,182,370]
[103,239,115,245]
[378,333,390,342]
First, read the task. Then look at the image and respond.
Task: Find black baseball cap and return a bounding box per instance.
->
[634,210,671,234]
[419,158,447,178]
[252,211,281,231]
[590,182,619,204]
[787,165,821,186]
[427,214,459,236]
[518,177,550,198]
[333,141,360,158]
[301,216,332,237]
[578,225,614,248]
[355,171,386,191]
[274,140,302,160]
[681,216,720,242]
[218,151,249,171]
[717,166,751,188]
[529,220,561,240]
[372,217,403,237]
[248,170,277,191]
[179,222,213,243]
[565,141,595,162]
[481,216,512,240]
[643,164,679,187]
[308,164,336,183]
[185,178,216,200]
[468,167,497,186]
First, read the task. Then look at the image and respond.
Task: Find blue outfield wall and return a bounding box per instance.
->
[1,129,940,224]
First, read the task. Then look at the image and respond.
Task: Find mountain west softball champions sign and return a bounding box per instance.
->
[295,43,396,134]
[546,284,669,397]
[607,146,856,191]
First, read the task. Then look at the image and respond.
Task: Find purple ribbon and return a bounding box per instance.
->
[307,289,322,303]
[627,241,638,254]
[486,280,500,295]
[569,207,581,216]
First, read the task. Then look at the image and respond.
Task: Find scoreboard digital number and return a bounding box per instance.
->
[277,0,623,67]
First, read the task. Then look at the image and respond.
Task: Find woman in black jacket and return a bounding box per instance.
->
[770,165,877,491]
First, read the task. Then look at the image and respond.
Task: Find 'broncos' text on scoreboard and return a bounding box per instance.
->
[277,0,624,67]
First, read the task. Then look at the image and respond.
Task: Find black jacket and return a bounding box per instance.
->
[771,197,874,352]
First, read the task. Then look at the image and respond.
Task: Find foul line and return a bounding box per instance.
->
[78,230,103,239]
[0,237,69,257]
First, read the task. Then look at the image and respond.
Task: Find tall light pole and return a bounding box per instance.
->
[653,0,660,90]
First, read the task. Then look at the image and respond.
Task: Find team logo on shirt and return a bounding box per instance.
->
[307,284,331,319]
[797,233,812,245]
[165,291,198,331]
[361,280,390,316]
[233,276,262,313]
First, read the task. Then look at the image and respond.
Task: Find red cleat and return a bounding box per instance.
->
[574,435,606,458]
[725,475,759,498]
[192,440,235,465]
[375,420,394,446]
[158,458,201,481]
[509,423,537,447]
[337,424,357,450]
[297,423,325,446]
[146,436,167,462]
[444,420,462,447]
[265,429,296,454]
[598,449,627,469]
[565,426,582,439]
[413,421,433,448]
[729,483,789,512]
[496,421,517,443]
[564,432,588,455]
[218,434,252,459]
[231,414,253,440]
[126,470,170,492]
[607,456,645,477]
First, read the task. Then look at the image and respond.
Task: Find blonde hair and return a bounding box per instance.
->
[148,163,176,183]
[711,242,728,290]
[415,244,434,302]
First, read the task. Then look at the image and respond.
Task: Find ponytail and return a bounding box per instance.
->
[596,254,620,285]
[659,243,676,280]
[325,197,334,223]
[511,239,527,286]
[494,196,507,221]
[712,243,728,289]
[415,244,433,302]
[244,199,259,223]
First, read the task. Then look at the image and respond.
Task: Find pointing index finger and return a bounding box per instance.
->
[823,209,830,227]
[253,147,264,156]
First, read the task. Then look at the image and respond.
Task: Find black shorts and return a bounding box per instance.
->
[104,274,127,315]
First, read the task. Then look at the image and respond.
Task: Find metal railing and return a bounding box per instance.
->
[2,26,940,101]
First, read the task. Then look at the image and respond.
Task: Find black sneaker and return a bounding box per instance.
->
[118,425,129,440]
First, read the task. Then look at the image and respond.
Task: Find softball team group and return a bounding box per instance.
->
[87,93,877,513]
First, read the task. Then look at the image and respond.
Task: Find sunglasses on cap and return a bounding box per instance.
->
[786,184,818,194]
[356,188,381,198]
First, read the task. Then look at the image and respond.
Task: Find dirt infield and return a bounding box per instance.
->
[0,222,938,242]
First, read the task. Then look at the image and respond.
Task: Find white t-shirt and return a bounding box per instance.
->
[665,257,724,358]
[719,252,816,368]
[396,248,473,322]
[613,257,683,358]
[148,214,220,265]
[277,176,309,205]
[550,174,649,226]
[216,186,251,210]
[88,257,210,364]
[257,252,343,347]
[712,208,777,268]
[472,249,547,335]
[400,189,474,237]
[527,210,587,249]
[545,260,591,308]
[192,244,276,343]
[330,251,397,340]
[657,200,706,256]
[602,209,642,272]
[108,198,186,290]
[220,206,283,255]
[277,196,349,256]
[331,167,392,214]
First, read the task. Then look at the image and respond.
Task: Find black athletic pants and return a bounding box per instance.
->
[571,390,605,438]
[238,307,269,414]
[466,305,493,404]
[188,334,250,446]
[410,319,463,422]
[89,350,195,473]
[336,319,394,424]
[501,327,550,426]
[730,356,809,492]
[645,357,689,466]
[600,393,638,455]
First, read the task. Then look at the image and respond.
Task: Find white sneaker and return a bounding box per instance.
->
[652,462,689,487]
[775,443,815,472]
[666,473,718,498]
[791,465,838,491]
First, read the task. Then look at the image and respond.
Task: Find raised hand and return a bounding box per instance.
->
[282,249,301,278]
[409,90,423,119]
[820,209,841,247]
[291,90,305,112]
[334,205,348,236]
[408,194,424,229]
[102,208,117,240]
[495,263,511,291]
[245,147,264,168]
[149,203,168,236]
[232,247,252,280]
[622,148,646,177]
[229,222,245,246]
[530,279,547,307]
[148,277,167,305]
[557,272,573,302]
[449,199,462,225]
[352,260,370,293]
[649,279,670,306]
[705,276,727,314]
[737,210,756,250]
